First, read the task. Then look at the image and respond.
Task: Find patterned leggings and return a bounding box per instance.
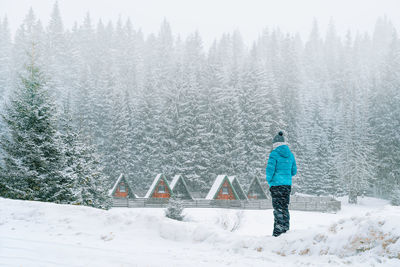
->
[270,185,291,237]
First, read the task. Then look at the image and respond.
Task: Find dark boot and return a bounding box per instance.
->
[270,185,291,237]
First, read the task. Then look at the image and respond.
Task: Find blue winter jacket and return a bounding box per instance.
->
[266,145,297,186]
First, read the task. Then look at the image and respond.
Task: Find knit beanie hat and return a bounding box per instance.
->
[273,131,285,143]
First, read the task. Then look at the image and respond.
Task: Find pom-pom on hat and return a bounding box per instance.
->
[273,131,285,143]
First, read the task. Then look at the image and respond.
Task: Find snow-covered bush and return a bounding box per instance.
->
[165,197,184,221]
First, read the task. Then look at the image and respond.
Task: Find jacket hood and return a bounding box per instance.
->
[274,145,291,158]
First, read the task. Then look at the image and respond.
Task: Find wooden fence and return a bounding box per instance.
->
[112,195,341,213]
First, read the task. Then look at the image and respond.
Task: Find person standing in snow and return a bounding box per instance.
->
[266,131,297,237]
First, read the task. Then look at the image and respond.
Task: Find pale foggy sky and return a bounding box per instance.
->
[1,0,399,46]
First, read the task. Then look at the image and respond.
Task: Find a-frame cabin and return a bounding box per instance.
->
[170,175,193,200]
[247,177,269,200]
[109,173,137,199]
[228,176,248,200]
[145,174,172,199]
[206,175,239,200]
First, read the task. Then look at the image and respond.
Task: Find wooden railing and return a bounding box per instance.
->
[112,195,341,213]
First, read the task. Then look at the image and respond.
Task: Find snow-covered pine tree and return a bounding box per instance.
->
[335,32,376,204]
[44,1,69,102]
[371,32,400,199]
[71,145,112,209]
[237,58,275,187]
[200,42,229,188]
[105,91,132,181]
[73,142,112,210]
[0,17,12,167]
[132,62,163,191]
[274,33,302,180]
[0,17,12,102]
[159,32,210,193]
[152,20,179,180]
[211,84,243,181]
[59,97,112,209]
[120,91,138,187]
[0,49,69,202]
[12,8,46,77]
[324,111,343,197]
[83,16,115,178]
[204,35,244,189]
[180,32,209,192]
[300,98,330,196]
[322,24,346,197]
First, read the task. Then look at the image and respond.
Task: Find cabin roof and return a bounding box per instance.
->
[170,174,193,199]
[145,173,172,198]
[228,176,248,200]
[247,177,269,199]
[108,173,138,198]
[169,175,180,189]
[205,175,239,200]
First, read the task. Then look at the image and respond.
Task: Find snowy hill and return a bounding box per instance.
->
[1,197,399,267]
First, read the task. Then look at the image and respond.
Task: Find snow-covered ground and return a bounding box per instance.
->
[1,197,399,267]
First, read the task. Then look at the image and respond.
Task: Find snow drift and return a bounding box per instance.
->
[1,197,399,266]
